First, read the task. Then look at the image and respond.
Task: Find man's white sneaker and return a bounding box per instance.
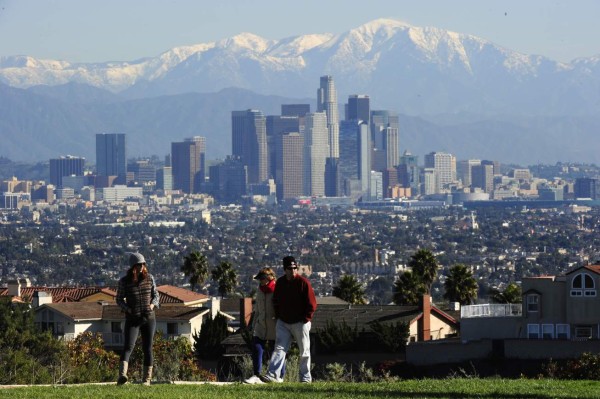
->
[244,375,265,384]
[259,374,282,383]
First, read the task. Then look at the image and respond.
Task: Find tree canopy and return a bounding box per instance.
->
[333,275,366,304]
[443,264,478,305]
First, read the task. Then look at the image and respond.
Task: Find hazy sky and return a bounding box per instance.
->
[0,0,598,64]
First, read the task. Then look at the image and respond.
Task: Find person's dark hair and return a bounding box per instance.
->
[128,263,148,283]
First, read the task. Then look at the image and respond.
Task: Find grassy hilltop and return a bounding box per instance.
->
[2,379,600,399]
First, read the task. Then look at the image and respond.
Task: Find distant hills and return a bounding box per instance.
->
[1,18,599,165]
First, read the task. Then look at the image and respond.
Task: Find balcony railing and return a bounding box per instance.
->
[461,303,522,319]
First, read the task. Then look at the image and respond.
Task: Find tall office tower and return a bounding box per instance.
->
[317,76,340,158]
[156,167,173,191]
[399,150,420,196]
[424,152,456,194]
[267,115,300,179]
[339,120,370,196]
[370,110,399,150]
[281,104,310,117]
[370,110,399,170]
[276,132,304,200]
[49,156,85,188]
[574,178,598,199]
[171,136,206,194]
[303,112,329,197]
[129,160,156,184]
[471,163,494,193]
[346,95,370,123]
[423,168,437,195]
[96,133,126,183]
[382,168,399,198]
[232,109,268,184]
[383,126,400,168]
[481,160,499,175]
[457,159,481,187]
[209,156,247,202]
[339,120,360,182]
[325,157,341,197]
[369,170,383,200]
[357,123,371,194]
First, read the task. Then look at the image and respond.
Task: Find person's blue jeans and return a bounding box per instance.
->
[252,336,285,377]
[266,319,312,382]
[121,312,156,367]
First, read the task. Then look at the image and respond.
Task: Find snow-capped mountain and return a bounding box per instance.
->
[2,18,599,115]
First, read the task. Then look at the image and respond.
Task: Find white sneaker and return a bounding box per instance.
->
[244,375,265,384]
[259,374,282,383]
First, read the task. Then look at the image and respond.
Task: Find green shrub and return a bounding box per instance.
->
[315,319,359,354]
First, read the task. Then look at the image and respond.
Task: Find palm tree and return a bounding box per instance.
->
[409,248,439,294]
[491,282,522,303]
[393,271,426,306]
[443,264,478,305]
[333,275,366,304]
[181,251,209,292]
[211,261,238,298]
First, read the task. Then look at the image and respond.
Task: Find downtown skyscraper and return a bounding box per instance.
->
[303,112,329,197]
[317,76,340,158]
[171,136,206,194]
[232,109,268,185]
[96,133,126,182]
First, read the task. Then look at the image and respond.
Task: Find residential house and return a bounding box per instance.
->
[407,263,600,366]
[34,302,210,348]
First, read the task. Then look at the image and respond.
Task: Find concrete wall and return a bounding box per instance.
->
[460,317,522,341]
[407,338,600,366]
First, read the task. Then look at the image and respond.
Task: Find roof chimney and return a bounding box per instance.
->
[7,279,21,297]
[33,291,52,307]
[418,294,431,341]
[240,297,252,328]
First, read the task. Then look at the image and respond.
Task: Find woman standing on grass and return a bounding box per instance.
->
[116,252,160,386]
[244,267,285,384]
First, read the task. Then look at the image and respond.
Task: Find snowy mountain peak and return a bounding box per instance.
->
[216,32,275,53]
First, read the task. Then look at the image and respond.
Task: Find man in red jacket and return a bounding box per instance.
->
[262,256,317,383]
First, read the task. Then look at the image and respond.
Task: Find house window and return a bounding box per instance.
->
[542,324,554,339]
[167,323,178,336]
[556,324,569,339]
[571,273,596,297]
[527,295,539,312]
[527,324,540,339]
[575,326,592,339]
[111,321,122,333]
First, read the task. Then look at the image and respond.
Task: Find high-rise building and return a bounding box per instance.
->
[129,160,156,184]
[156,167,173,191]
[383,127,399,168]
[370,110,399,170]
[171,136,206,194]
[370,110,399,150]
[457,159,481,187]
[96,133,126,183]
[277,133,304,200]
[346,95,370,123]
[303,112,329,197]
[267,115,300,179]
[325,157,341,197]
[399,151,420,196]
[281,104,310,117]
[232,110,268,184]
[574,178,598,199]
[472,163,494,193]
[424,152,456,194]
[317,76,340,158]
[49,156,85,188]
[209,156,247,202]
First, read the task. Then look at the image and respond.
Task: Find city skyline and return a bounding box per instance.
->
[0,1,598,64]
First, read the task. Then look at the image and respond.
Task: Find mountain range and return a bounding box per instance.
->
[1,18,599,165]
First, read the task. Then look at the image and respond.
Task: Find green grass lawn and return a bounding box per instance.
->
[2,379,600,399]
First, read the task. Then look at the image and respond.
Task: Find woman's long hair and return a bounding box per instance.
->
[127,263,148,283]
